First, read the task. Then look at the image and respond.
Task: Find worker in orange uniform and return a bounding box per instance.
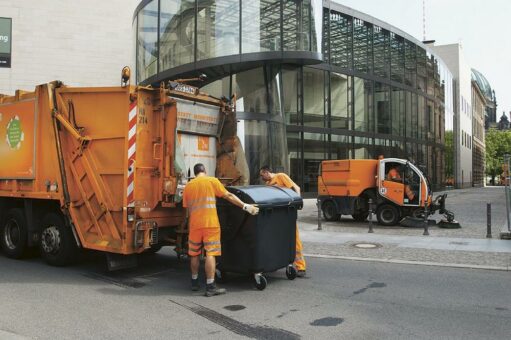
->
[183,163,259,296]
[259,166,307,277]
[387,164,415,201]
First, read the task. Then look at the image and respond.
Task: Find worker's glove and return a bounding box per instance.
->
[243,204,259,216]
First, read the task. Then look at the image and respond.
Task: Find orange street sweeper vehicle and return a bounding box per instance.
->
[0,75,248,268]
[318,158,455,226]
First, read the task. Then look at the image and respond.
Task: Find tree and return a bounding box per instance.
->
[485,129,511,184]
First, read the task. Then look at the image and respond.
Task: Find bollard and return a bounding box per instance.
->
[317,199,322,231]
[486,203,492,238]
[423,203,430,236]
[368,198,374,233]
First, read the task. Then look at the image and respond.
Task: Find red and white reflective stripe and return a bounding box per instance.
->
[127,101,137,207]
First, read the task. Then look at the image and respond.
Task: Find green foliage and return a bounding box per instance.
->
[485,129,511,179]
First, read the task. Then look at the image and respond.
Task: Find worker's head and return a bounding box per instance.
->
[259,165,273,181]
[193,163,206,176]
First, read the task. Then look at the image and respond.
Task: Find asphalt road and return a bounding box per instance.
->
[1,249,510,340]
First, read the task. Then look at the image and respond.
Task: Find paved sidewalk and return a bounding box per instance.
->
[297,187,511,270]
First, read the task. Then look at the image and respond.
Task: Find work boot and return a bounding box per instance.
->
[191,278,200,291]
[205,283,226,297]
[297,270,307,278]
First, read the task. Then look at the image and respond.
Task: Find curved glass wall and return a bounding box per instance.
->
[136,0,323,84]
[134,0,453,191]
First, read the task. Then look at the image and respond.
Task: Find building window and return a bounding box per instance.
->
[330,72,351,129]
[137,0,158,82]
[197,0,240,60]
[329,11,352,69]
[242,0,281,53]
[354,78,373,132]
[303,67,326,127]
[373,26,390,78]
[353,18,372,73]
[159,0,196,70]
[375,82,390,134]
[390,32,404,83]
[233,67,268,113]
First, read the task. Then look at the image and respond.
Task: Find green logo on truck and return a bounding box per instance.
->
[6,115,24,150]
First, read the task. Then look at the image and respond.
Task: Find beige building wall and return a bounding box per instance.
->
[0,0,139,94]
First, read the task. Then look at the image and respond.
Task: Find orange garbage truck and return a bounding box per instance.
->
[318,158,455,226]
[0,77,248,268]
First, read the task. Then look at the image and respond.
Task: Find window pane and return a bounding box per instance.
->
[159,0,195,70]
[353,18,372,73]
[283,66,300,124]
[354,137,371,159]
[287,131,303,188]
[391,87,405,136]
[373,26,390,78]
[375,82,390,134]
[390,33,404,83]
[303,67,325,127]
[197,0,240,60]
[238,120,270,184]
[283,0,311,51]
[234,67,268,113]
[268,65,283,115]
[331,134,350,159]
[303,132,326,192]
[354,77,373,132]
[322,7,330,62]
[242,0,281,53]
[330,11,352,69]
[418,95,425,139]
[417,47,427,92]
[137,0,158,82]
[330,72,351,129]
[404,40,416,88]
[200,75,230,98]
[269,122,289,172]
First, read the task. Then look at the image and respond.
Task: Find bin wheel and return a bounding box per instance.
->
[215,269,227,283]
[286,265,297,280]
[0,208,29,259]
[254,274,267,290]
[322,201,338,221]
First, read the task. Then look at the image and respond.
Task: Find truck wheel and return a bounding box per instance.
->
[40,213,79,266]
[376,204,400,226]
[0,208,29,259]
[352,212,369,222]
[322,201,338,221]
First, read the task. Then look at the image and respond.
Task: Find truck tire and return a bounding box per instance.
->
[40,212,79,266]
[376,204,400,226]
[322,200,338,221]
[352,211,369,222]
[0,208,29,259]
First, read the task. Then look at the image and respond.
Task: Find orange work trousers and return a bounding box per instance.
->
[295,226,306,271]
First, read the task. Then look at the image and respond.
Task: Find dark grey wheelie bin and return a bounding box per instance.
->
[216,185,303,290]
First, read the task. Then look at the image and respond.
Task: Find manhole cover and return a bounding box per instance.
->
[352,243,381,249]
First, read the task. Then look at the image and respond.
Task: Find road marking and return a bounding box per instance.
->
[304,253,511,271]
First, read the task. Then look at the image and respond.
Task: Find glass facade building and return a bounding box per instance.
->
[134,0,453,194]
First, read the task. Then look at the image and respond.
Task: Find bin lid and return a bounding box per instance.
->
[227,185,303,208]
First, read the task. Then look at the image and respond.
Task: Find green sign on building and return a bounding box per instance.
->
[0,17,12,68]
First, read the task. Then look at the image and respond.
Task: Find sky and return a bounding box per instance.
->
[337,0,511,121]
